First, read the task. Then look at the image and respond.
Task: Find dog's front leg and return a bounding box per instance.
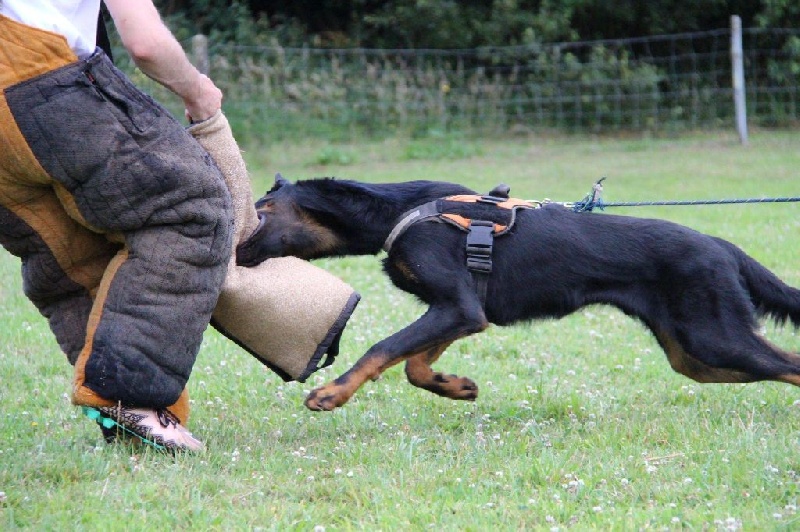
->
[369,340,479,398]
[304,304,487,411]
[403,342,479,400]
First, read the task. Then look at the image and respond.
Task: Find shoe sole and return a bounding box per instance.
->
[83,406,167,451]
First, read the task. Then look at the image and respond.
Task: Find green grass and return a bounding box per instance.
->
[2,130,800,530]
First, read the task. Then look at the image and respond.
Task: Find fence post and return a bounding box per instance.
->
[192,34,210,75]
[730,16,748,145]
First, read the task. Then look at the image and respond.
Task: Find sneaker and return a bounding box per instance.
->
[98,423,135,445]
[83,405,204,452]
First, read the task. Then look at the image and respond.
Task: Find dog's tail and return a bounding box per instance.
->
[715,237,800,328]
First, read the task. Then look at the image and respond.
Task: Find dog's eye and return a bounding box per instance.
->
[255,198,275,210]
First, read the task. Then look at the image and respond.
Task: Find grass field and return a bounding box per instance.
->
[1,129,799,530]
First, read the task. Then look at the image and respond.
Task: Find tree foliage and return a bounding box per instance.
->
[154,0,794,48]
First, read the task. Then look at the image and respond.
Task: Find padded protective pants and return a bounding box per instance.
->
[0,15,233,421]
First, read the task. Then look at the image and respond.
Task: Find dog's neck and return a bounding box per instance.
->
[296,179,474,255]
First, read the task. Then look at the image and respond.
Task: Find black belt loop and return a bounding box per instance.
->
[466,220,494,308]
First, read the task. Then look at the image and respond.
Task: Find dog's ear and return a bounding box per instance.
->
[263,173,291,196]
[263,173,291,197]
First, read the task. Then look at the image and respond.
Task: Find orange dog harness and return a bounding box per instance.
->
[383,185,542,306]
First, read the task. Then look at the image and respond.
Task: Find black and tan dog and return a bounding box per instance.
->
[237,175,800,411]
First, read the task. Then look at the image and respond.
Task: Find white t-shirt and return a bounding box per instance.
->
[1,0,102,58]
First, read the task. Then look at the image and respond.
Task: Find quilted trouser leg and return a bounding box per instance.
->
[0,193,118,364]
[0,15,105,364]
[1,26,232,420]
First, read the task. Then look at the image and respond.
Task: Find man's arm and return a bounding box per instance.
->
[103,0,222,121]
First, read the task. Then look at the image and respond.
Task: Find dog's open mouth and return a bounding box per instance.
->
[235,214,269,266]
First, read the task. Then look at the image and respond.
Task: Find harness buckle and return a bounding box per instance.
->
[466,221,494,274]
[467,255,492,273]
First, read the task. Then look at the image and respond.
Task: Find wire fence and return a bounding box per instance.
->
[127,25,800,140]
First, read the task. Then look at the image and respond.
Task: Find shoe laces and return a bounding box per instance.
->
[156,409,180,429]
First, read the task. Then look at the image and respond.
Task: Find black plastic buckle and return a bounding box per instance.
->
[466,220,494,274]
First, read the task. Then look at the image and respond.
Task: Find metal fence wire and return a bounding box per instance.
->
[127,27,800,139]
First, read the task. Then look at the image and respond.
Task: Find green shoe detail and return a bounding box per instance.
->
[82,406,166,450]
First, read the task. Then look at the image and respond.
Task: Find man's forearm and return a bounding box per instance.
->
[103,0,221,120]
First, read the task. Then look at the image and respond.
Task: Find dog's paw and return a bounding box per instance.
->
[452,376,479,400]
[431,373,479,401]
[304,384,349,411]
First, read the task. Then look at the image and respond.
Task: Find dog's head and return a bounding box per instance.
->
[236,174,340,266]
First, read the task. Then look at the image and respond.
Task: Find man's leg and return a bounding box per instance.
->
[2,53,232,450]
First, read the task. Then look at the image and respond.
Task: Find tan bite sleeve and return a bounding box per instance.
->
[188,111,359,381]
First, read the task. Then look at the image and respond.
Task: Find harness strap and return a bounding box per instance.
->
[382,200,440,252]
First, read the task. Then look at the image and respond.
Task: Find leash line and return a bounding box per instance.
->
[575,196,800,211]
[558,178,800,212]
[604,198,800,205]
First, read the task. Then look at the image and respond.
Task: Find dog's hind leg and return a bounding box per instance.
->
[304,303,487,411]
[745,336,800,386]
[404,341,479,400]
[655,328,800,385]
[655,329,756,383]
